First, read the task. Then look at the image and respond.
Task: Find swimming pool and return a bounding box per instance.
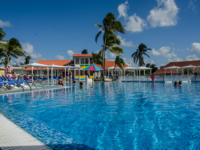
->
[0,82,200,149]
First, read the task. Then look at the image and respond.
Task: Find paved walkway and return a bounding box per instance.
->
[0,114,51,150]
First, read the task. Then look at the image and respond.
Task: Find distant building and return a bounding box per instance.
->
[154,60,200,75]
[25,54,128,77]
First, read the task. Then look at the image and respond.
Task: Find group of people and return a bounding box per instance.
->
[174,81,182,87]
[7,65,17,80]
[56,77,83,87]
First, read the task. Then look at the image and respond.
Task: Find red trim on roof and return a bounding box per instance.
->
[73,54,93,58]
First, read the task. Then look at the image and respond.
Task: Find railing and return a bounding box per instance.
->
[119,75,200,82]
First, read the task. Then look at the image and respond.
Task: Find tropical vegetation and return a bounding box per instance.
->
[92,52,102,65]
[114,56,125,78]
[82,49,88,54]
[0,28,26,68]
[146,63,158,74]
[95,12,125,80]
[25,55,31,64]
[131,43,151,67]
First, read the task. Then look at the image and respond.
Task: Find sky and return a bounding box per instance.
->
[0,0,200,68]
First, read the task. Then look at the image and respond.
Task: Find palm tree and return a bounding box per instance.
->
[131,43,151,67]
[95,12,125,80]
[25,55,31,64]
[0,28,5,41]
[0,56,11,68]
[92,52,102,65]
[146,63,158,75]
[82,49,88,54]
[114,56,125,78]
[0,38,26,68]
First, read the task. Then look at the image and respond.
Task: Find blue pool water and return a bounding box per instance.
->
[1,82,200,149]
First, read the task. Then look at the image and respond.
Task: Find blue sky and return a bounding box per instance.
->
[0,0,200,67]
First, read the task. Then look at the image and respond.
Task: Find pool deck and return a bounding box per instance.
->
[0,113,52,150]
[0,84,70,95]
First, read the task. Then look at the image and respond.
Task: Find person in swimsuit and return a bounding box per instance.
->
[69,70,72,82]
[174,81,178,86]
[80,82,83,88]
[56,77,65,86]
[178,81,182,86]
[6,65,13,79]
[73,80,76,85]
[13,72,17,80]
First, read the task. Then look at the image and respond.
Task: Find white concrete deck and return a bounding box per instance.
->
[0,114,51,150]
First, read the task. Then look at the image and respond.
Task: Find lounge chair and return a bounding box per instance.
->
[104,76,112,82]
[86,76,92,82]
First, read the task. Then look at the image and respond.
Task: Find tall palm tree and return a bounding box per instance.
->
[114,56,125,78]
[25,55,31,64]
[0,56,11,68]
[0,38,26,68]
[95,12,125,80]
[131,43,151,67]
[0,28,5,41]
[82,49,88,54]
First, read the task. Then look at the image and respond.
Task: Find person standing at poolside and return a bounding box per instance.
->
[6,65,13,79]
[69,70,72,82]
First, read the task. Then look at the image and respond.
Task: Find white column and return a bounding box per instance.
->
[144,70,146,76]
[31,67,33,81]
[108,70,109,78]
[193,68,194,75]
[79,68,80,81]
[65,68,66,84]
[22,67,23,74]
[124,69,125,80]
[51,68,53,82]
[139,70,140,76]
[47,68,49,83]
[150,69,152,75]
[67,68,69,83]
[37,68,38,77]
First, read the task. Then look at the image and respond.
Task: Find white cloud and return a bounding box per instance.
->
[118,1,128,19]
[187,48,190,51]
[125,14,147,33]
[186,55,199,61]
[0,20,11,27]
[117,35,135,47]
[151,46,181,62]
[191,42,200,53]
[55,55,65,60]
[67,50,74,59]
[144,59,155,64]
[188,0,197,11]
[105,52,116,60]
[169,57,183,62]
[123,57,137,67]
[147,0,179,28]
[19,42,45,63]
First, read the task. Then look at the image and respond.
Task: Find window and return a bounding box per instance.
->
[75,58,79,64]
[81,58,84,64]
[85,58,88,64]
[90,58,93,64]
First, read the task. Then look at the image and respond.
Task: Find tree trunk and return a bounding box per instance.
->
[102,31,107,81]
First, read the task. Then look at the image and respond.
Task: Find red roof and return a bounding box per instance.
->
[96,61,128,69]
[154,60,200,75]
[25,60,69,70]
[73,54,93,58]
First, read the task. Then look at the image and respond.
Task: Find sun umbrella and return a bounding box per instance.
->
[84,64,103,80]
[84,64,103,71]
